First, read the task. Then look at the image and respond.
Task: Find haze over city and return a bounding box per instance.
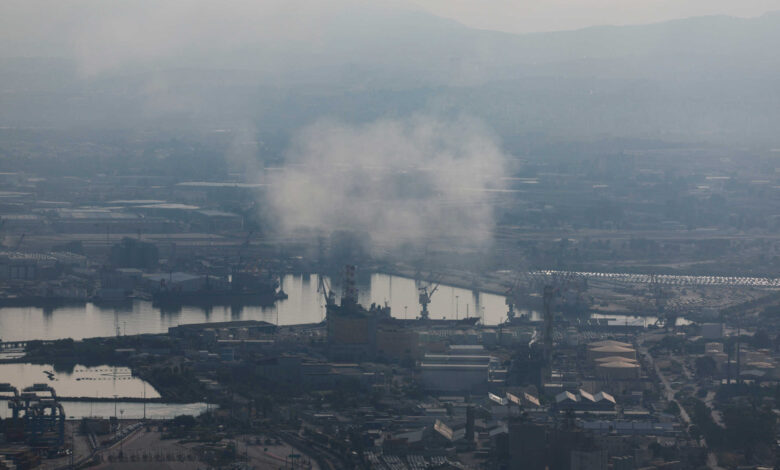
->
[1,1,780,469]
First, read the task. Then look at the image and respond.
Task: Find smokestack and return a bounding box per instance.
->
[341,264,358,306]
[543,285,554,363]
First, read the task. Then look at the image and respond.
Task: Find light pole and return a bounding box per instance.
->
[70,424,74,469]
[119,409,124,460]
[455,295,459,320]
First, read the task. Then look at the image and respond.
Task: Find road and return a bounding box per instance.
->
[640,347,691,426]
[639,341,724,470]
[238,435,319,470]
[278,429,346,470]
[704,390,725,428]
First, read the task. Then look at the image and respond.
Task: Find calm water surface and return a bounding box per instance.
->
[0,273,514,341]
[0,272,677,342]
[0,400,208,420]
[0,363,161,399]
[0,363,207,419]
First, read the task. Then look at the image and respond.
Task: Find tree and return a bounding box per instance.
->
[722,406,776,459]
[688,424,701,440]
[649,441,662,458]
[751,330,772,349]
[171,414,197,428]
[695,356,717,379]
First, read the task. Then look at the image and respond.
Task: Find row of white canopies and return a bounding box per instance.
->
[531,270,780,288]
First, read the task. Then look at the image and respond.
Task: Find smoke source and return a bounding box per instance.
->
[266,115,508,252]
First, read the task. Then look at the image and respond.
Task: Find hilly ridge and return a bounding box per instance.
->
[1,8,779,146]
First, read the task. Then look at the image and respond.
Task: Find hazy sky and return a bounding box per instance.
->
[414,0,780,32]
[2,0,779,75]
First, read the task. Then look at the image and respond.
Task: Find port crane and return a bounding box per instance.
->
[317,274,335,308]
[418,278,441,320]
[504,275,528,322]
[504,283,518,321]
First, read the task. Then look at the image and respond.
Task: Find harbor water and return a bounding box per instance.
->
[0,273,517,341]
[0,272,686,342]
[0,363,161,399]
[0,363,208,419]
[0,400,209,420]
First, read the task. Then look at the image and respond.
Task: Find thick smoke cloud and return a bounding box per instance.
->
[266,116,507,252]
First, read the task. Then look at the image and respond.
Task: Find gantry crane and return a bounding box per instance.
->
[418,278,441,320]
[504,278,521,321]
[318,274,335,308]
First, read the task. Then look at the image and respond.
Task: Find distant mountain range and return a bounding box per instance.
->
[1,9,779,147]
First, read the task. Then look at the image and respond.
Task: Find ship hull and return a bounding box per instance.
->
[151,290,277,308]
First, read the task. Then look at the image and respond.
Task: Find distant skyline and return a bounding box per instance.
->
[410,0,780,33]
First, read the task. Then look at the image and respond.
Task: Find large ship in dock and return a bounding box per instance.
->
[150,268,280,308]
[322,265,482,361]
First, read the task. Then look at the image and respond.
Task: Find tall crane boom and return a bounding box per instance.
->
[318,274,335,308]
[418,279,441,320]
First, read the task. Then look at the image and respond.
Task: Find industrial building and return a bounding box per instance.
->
[555,389,616,412]
[594,358,641,380]
[419,348,501,392]
[586,340,636,362]
[0,251,86,281]
[52,208,173,234]
[508,421,547,470]
[376,326,420,362]
[324,266,390,361]
[0,383,65,452]
[419,362,490,393]
[506,389,542,409]
[584,340,643,386]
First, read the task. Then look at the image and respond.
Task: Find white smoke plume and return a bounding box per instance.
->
[266,115,507,252]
